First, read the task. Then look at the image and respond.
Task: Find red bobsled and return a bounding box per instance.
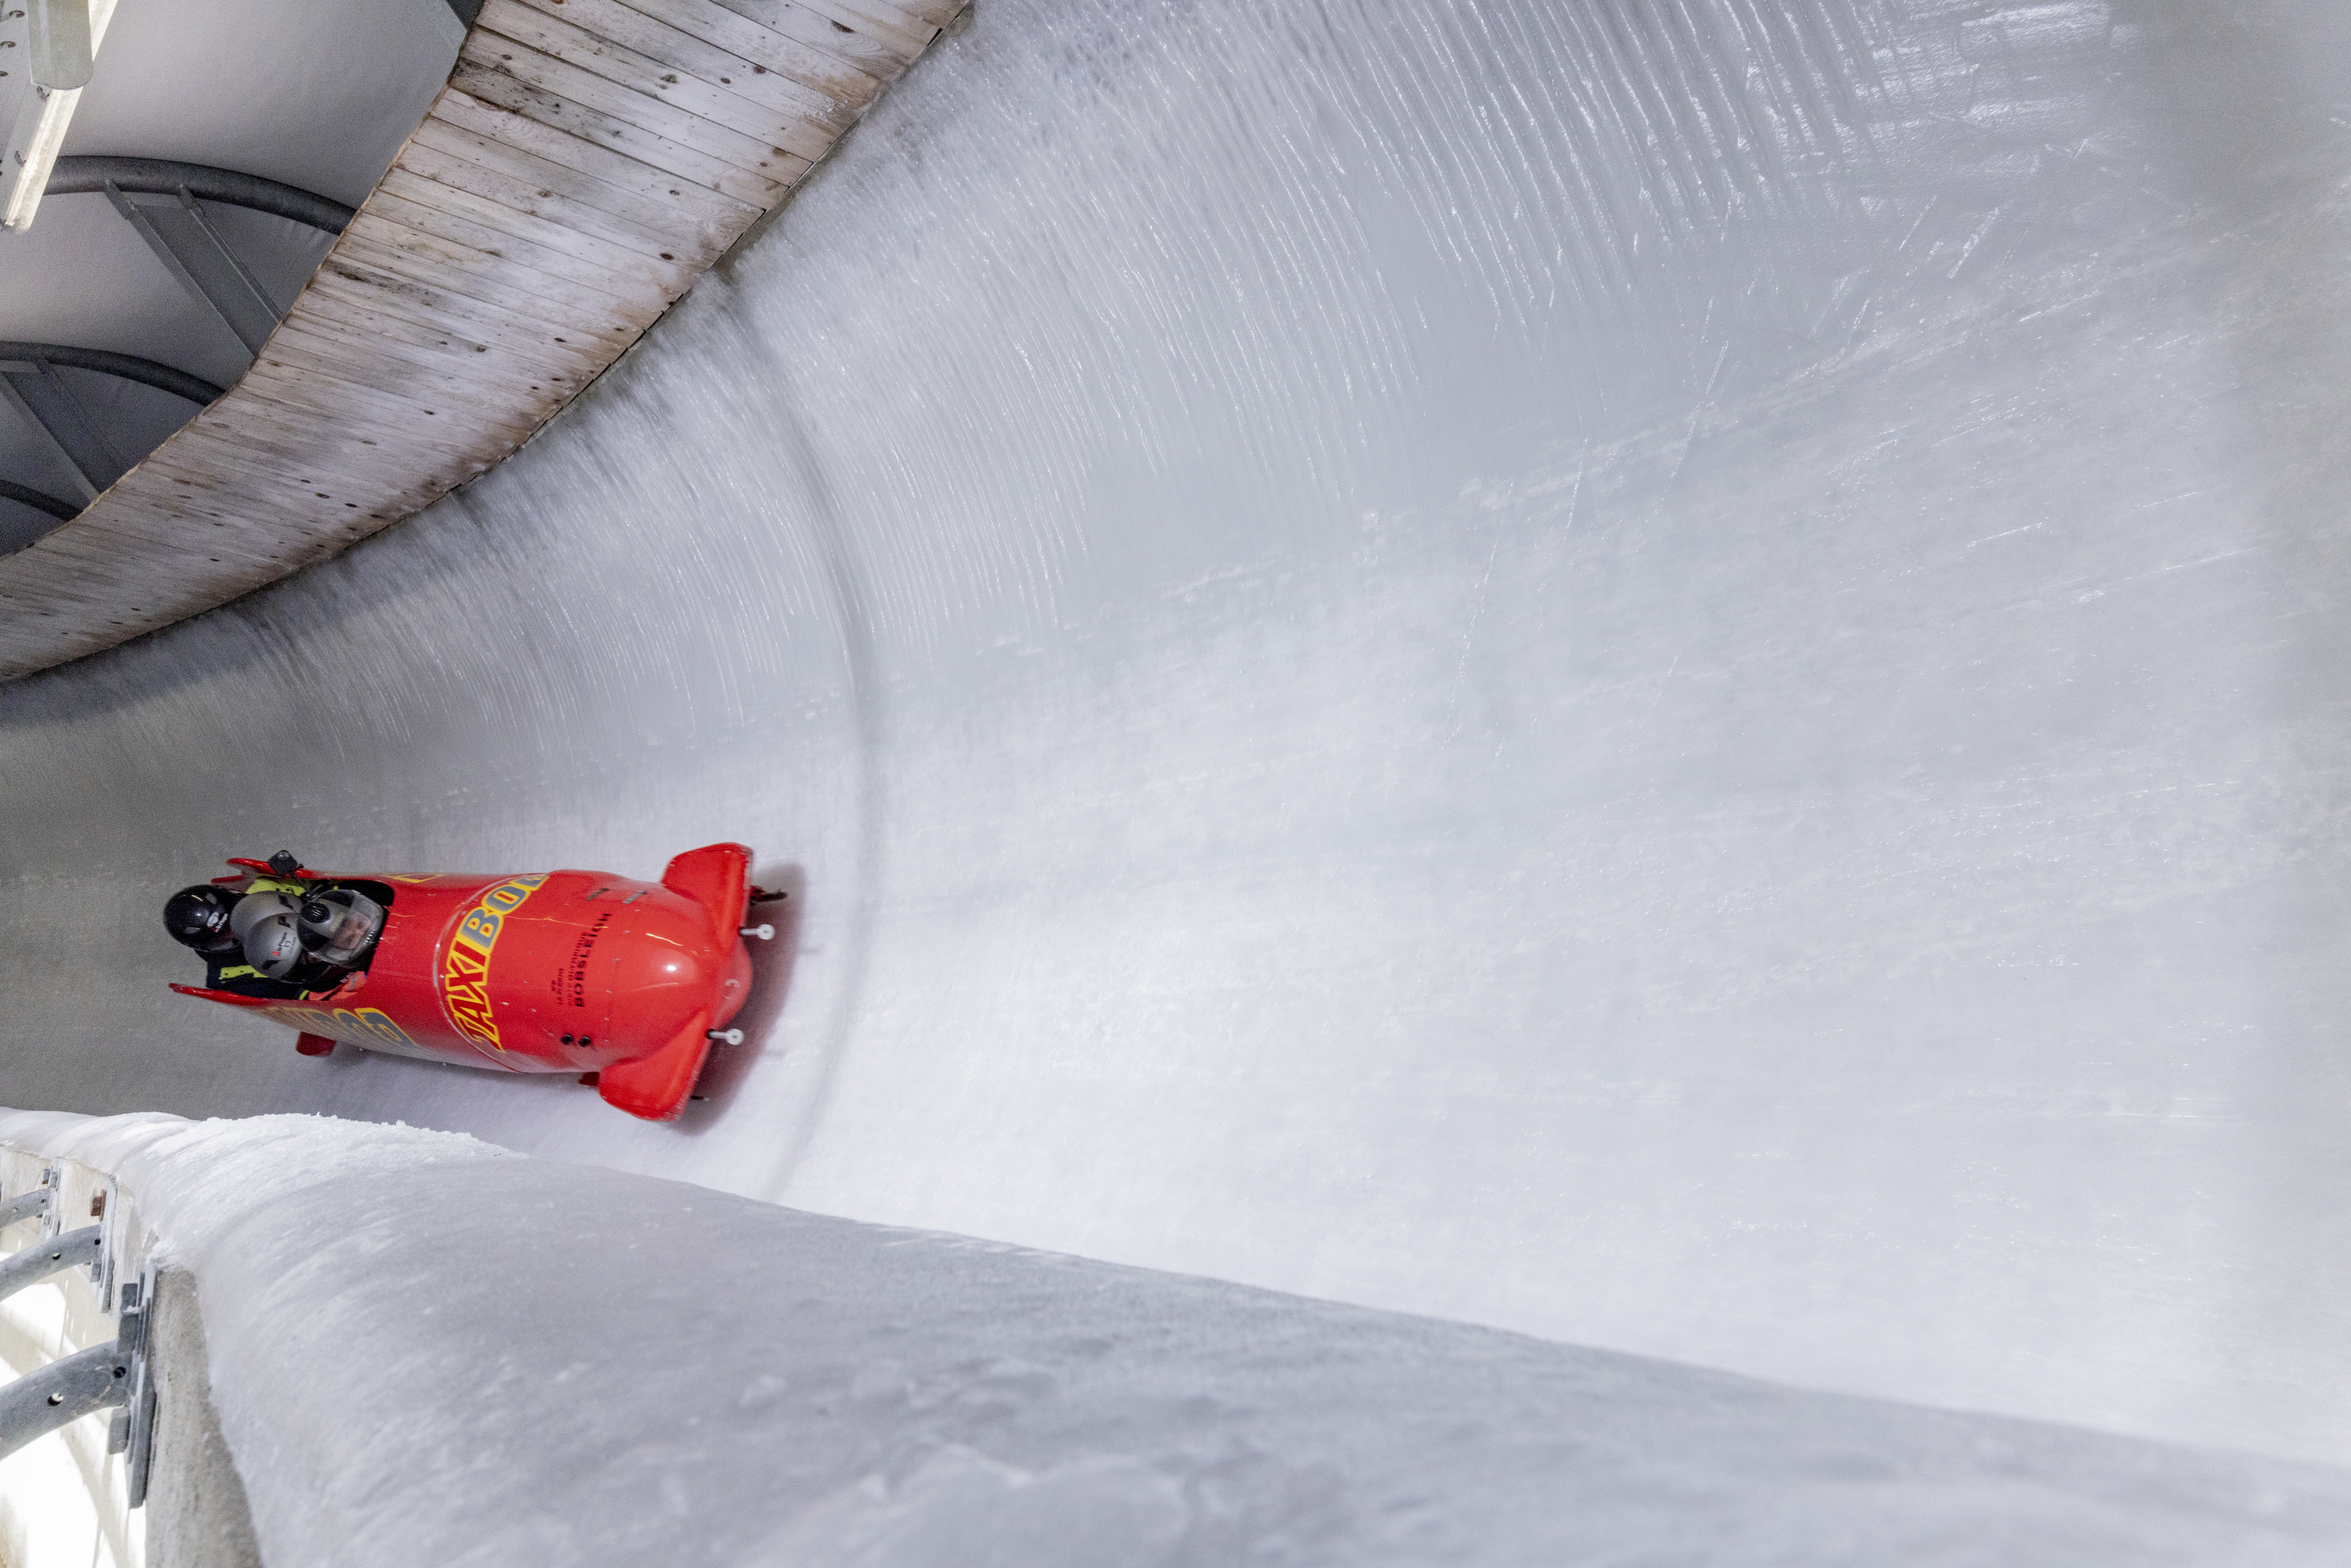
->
[169,842,764,1122]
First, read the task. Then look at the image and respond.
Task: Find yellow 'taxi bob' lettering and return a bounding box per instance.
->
[440,874,548,1052]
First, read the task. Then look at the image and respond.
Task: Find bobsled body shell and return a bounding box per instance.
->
[170,868,752,1077]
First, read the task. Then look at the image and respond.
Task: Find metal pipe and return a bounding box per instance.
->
[0,1227,102,1305]
[47,156,353,235]
[0,343,224,406]
[0,482,78,525]
[0,1342,130,1465]
[0,1190,54,1230]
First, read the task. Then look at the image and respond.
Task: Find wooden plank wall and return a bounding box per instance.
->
[0,0,954,681]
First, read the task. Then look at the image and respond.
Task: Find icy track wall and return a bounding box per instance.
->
[1,0,2347,1463]
[21,1109,2351,1568]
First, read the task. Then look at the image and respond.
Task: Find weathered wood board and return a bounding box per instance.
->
[0,0,948,680]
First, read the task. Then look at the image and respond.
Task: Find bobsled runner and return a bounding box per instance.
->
[163,843,775,1122]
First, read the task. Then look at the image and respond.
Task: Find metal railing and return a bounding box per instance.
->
[0,1169,158,1505]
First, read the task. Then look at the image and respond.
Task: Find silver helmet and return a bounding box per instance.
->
[229,891,306,979]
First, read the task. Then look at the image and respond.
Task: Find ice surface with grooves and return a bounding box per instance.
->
[16,1109,2351,1568]
[4,0,2351,1469]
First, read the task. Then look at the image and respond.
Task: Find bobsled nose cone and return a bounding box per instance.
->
[598,902,742,1058]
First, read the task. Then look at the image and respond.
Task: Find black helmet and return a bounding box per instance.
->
[164,886,241,954]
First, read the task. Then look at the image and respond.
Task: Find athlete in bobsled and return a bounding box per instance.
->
[163,843,778,1122]
[163,852,386,999]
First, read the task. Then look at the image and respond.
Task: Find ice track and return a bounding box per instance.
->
[4,0,2350,1464]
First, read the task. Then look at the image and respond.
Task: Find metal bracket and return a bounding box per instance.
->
[92,1183,117,1306]
[0,361,111,499]
[0,1226,102,1303]
[115,1269,157,1505]
[103,180,283,357]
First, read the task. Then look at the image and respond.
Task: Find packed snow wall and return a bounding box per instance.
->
[16,1108,2351,1568]
[2,0,2348,1464]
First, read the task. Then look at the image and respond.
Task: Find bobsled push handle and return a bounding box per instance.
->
[659,843,752,949]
